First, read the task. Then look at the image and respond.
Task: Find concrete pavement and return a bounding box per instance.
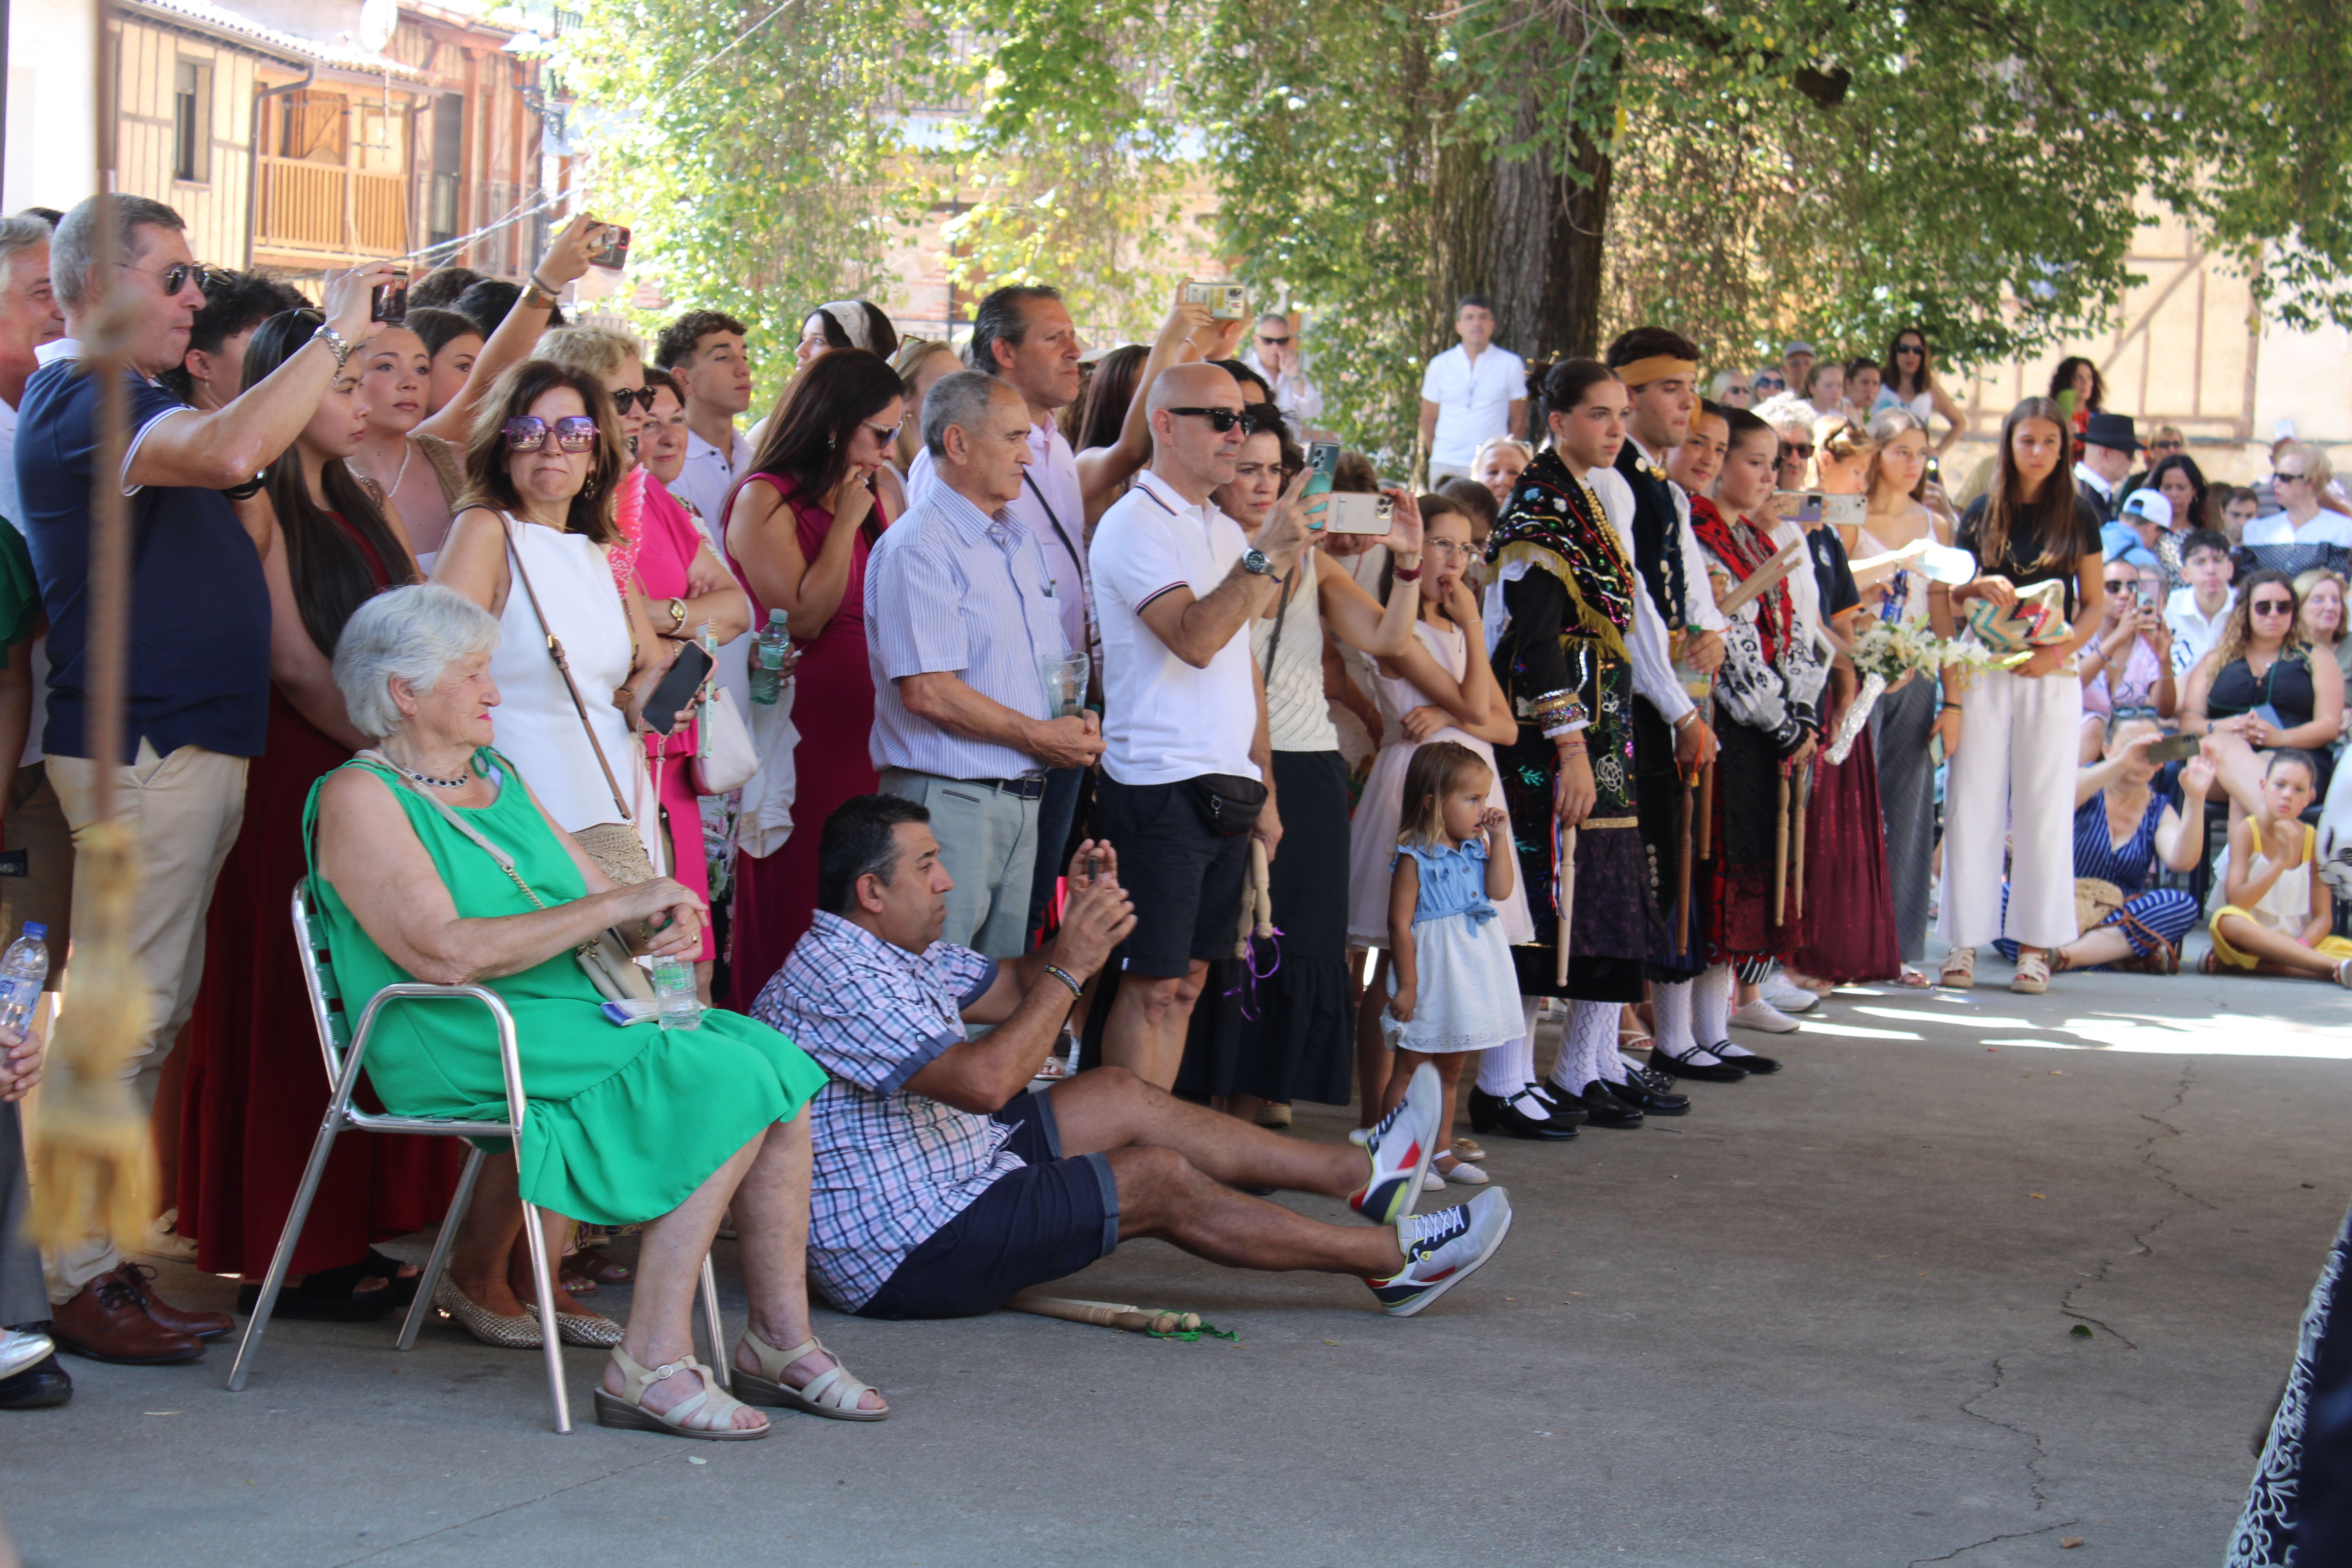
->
[5,950,2347,1567]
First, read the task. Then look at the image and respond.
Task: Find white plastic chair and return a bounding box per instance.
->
[224,885,729,1432]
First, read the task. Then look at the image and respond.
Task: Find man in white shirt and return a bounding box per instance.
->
[1243,312,1325,434]
[907,285,1093,946]
[2243,443,2352,549]
[655,309,756,556]
[1417,296,1526,483]
[866,371,1103,955]
[2165,528,2236,677]
[1088,363,1311,1089]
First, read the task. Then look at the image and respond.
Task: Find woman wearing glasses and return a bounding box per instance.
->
[720,350,905,1006]
[2246,444,2352,552]
[1875,329,1966,455]
[2075,561,2176,764]
[2180,571,2345,811]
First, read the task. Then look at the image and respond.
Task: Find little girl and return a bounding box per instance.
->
[1379,742,1526,1185]
[2209,749,2352,985]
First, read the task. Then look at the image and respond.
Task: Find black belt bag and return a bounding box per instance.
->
[1187,773,1268,837]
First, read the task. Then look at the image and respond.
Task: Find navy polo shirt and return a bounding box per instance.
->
[16,350,270,760]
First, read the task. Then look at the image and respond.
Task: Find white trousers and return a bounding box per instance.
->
[1939,666,2081,951]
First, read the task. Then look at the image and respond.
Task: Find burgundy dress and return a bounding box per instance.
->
[722,473,882,1008]
[179,523,462,1278]
[1789,723,1902,982]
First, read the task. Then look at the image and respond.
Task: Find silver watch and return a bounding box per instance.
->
[1242,547,1272,577]
[311,322,356,370]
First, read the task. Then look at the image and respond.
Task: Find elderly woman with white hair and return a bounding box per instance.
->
[306,583,887,1438]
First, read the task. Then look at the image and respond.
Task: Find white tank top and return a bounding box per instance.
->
[488,514,651,850]
[1252,551,1339,753]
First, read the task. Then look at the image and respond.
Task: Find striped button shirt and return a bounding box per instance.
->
[865,481,1069,779]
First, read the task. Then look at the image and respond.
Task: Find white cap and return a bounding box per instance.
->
[1784,340,1816,357]
[2121,488,2173,530]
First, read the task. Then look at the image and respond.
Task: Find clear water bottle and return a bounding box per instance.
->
[0,924,47,1048]
[748,610,791,706]
[650,953,701,1031]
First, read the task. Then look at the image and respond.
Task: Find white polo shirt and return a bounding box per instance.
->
[1420,342,1527,469]
[669,425,753,557]
[1089,467,1258,786]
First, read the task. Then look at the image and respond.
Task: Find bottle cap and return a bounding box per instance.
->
[21,923,44,940]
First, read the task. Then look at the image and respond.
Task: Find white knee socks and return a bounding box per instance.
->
[1652,980,1693,1055]
[1550,1000,1622,1091]
[1475,999,1541,1098]
[1694,964,1733,1049]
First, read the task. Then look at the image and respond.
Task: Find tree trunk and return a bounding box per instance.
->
[1490,110,1612,365]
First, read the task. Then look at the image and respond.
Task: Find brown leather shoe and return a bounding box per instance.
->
[108,1261,232,1340]
[49,1274,203,1364]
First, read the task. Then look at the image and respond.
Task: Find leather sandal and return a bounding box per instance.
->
[734,1328,888,1421]
[594,1347,768,1441]
[2010,951,2051,994]
[1938,947,1977,989]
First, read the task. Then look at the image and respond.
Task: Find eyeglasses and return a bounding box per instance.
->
[1256,334,1291,347]
[1423,538,1467,558]
[119,259,228,297]
[2251,599,2296,615]
[608,387,658,413]
[1167,407,1260,434]
[505,414,599,453]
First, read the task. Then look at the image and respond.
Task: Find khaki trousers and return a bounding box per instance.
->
[41,739,247,1301]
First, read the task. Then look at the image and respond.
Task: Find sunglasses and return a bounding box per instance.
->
[120,259,229,297]
[1755,375,1786,391]
[2103,579,2134,592]
[2276,469,2310,483]
[1167,406,1261,434]
[2252,599,2296,615]
[1256,333,1291,347]
[608,387,659,413]
[505,414,599,453]
[2151,440,2183,453]
[1896,343,1924,356]
[1780,442,1816,459]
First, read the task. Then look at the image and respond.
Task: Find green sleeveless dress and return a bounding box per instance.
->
[301,749,827,1227]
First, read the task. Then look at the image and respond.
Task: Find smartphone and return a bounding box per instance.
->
[641,642,715,735]
[1323,492,1394,535]
[1773,490,1866,528]
[589,221,632,272]
[2145,734,2201,764]
[1183,281,1247,319]
[1924,455,1942,484]
[370,272,409,324]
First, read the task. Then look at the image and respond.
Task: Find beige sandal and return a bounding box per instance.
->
[1938,947,1977,989]
[593,1347,768,1441]
[2010,951,2051,995]
[734,1327,889,1421]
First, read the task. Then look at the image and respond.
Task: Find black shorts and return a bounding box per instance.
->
[1092,775,1252,978]
[855,1090,1120,1321]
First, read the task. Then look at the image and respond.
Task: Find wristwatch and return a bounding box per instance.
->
[523,274,562,310]
[310,322,355,370]
[1242,548,1272,577]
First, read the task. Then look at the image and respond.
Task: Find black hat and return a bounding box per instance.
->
[2082,411,2137,453]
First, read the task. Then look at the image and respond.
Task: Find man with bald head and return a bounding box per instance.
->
[1087,363,1314,1087]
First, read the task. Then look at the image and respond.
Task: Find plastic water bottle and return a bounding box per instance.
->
[0,924,46,1048]
[650,953,701,1031]
[748,610,791,706]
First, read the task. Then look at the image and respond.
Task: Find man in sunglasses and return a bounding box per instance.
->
[15,193,397,1367]
[1242,312,1324,435]
[1088,363,1313,1090]
[2122,423,2185,501]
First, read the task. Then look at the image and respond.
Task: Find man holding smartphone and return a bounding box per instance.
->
[867,372,1102,956]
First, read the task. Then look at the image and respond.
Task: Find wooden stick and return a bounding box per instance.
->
[1672,775,1694,960]
[1712,538,1808,618]
[1554,822,1577,987]
[1695,759,1714,860]
[1791,762,1813,920]
[1249,838,1273,937]
[1771,773,1790,926]
[1006,1292,1195,1336]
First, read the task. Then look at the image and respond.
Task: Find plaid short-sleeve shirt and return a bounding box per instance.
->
[752,911,1010,1310]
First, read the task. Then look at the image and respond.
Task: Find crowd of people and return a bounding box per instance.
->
[0,193,2343,1441]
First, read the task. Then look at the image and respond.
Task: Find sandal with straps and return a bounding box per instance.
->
[593,1347,769,1441]
[2010,950,2051,995]
[1938,947,1977,989]
[734,1328,889,1422]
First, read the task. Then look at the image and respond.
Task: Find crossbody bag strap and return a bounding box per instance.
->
[1022,468,1084,586]
[502,517,633,821]
[354,750,549,911]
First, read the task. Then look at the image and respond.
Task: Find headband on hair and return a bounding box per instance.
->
[1613,356,1699,389]
[815,301,879,352]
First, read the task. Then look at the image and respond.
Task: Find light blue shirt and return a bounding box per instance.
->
[865,480,1069,779]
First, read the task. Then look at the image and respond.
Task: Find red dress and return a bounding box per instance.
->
[179,526,462,1277]
[1788,724,1902,982]
[722,473,882,1008]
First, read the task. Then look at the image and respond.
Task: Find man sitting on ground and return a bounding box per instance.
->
[755,795,1513,1322]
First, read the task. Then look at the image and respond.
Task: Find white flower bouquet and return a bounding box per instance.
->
[1824,619,1967,764]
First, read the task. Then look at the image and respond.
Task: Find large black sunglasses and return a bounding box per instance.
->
[1167,406,1261,435]
[608,387,658,413]
[505,414,599,453]
[119,259,230,298]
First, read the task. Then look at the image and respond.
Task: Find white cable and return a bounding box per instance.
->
[671,0,804,92]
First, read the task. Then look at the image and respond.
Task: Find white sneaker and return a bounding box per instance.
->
[1366,1189,1515,1317]
[1349,1063,1442,1224]
[1760,974,1820,1013]
[0,1326,53,1381]
[1731,997,1802,1034]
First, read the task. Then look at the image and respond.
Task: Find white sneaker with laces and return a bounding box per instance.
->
[1731,997,1802,1034]
[1349,1062,1442,1224]
[1366,1189,1515,1317]
[1760,974,1820,1013]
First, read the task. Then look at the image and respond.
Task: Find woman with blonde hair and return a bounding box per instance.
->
[887,337,962,476]
[2294,567,2352,705]
[1469,436,1534,512]
[2180,570,2345,809]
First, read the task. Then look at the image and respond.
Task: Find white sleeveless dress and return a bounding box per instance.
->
[1343,617,1534,947]
[488,514,655,861]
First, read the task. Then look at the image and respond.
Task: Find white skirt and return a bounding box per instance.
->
[1383,910,1524,1054]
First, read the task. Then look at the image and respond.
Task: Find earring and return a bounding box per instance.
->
[827,430,837,450]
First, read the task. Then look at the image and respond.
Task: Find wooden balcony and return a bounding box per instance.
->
[255,156,409,261]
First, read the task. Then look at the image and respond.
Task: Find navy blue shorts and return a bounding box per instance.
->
[855,1089,1121,1320]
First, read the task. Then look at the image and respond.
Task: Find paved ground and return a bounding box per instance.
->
[7,948,2349,1567]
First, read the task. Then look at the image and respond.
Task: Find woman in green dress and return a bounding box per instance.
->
[310,584,885,1439]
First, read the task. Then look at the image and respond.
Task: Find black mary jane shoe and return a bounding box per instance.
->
[1467,1086,1581,1141]
[1601,1076,1690,1116]
[237,1259,404,1323]
[1646,1044,1751,1083]
[1708,1043,1782,1075]
[1523,1081,1592,1126]
[0,1351,72,1409]
[1573,1081,1646,1129]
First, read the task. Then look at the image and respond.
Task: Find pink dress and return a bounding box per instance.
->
[617,468,717,961]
